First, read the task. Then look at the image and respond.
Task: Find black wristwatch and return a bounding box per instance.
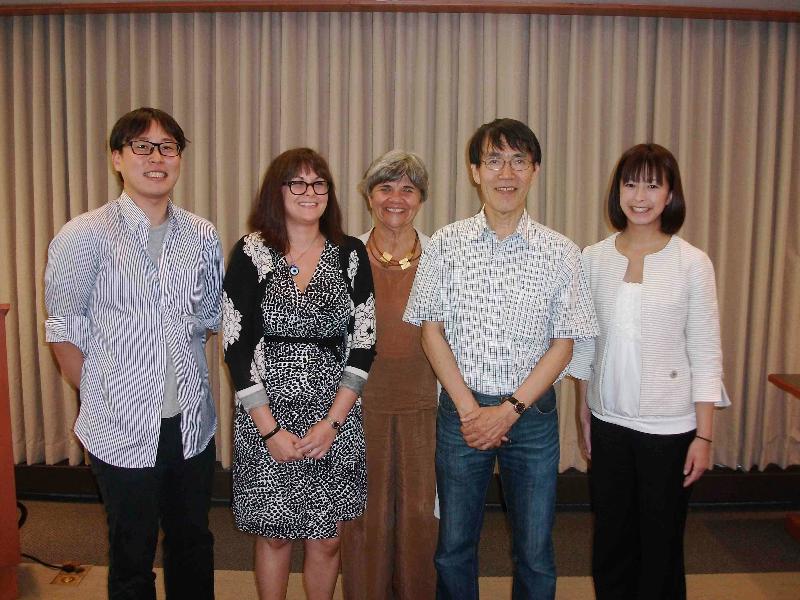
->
[503,395,528,415]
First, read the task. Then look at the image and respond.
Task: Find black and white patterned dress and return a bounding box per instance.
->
[222,232,376,539]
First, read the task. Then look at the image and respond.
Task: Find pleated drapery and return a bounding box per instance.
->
[1,11,797,470]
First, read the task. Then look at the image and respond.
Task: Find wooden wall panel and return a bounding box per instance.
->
[0,305,19,600]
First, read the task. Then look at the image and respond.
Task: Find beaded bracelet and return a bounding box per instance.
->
[260,424,281,443]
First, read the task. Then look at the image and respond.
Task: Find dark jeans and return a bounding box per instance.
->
[89,415,216,600]
[435,387,559,600]
[590,415,695,600]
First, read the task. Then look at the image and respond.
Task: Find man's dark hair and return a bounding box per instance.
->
[109,107,187,153]
[468,118,542,166]
[607,143,686,234]
[250,147,344,254]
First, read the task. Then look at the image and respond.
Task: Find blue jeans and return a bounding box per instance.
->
[435,388,559,600]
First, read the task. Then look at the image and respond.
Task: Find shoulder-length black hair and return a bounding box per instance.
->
[607,143,686,234]
[250,148,344,253]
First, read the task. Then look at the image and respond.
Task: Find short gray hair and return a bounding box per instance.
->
[358,149,429,207]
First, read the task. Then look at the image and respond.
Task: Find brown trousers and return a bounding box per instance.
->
[340,407,438,600]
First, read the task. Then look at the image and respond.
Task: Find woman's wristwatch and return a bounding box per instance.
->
[326,416,342,432]
[502,395,529,415]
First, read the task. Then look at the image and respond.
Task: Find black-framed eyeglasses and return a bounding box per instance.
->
[283,180,330,195]
[482,156,533,172]
[128,140,182,157]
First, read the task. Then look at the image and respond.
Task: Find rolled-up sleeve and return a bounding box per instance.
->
[199,232,224,333]
[44,222,99,355]
[403,233,445,326]
[567,246,597,380]
[551,242,598,342]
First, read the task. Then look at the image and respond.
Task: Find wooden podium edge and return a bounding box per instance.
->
[0,304,20,600]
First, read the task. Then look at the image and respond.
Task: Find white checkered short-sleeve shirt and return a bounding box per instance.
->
[403,209,597,396]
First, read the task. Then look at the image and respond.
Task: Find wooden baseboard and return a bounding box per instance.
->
[785,513,800,541]
[14,463,800,509]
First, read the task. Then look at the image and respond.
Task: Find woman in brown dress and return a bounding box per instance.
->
[340,150,438,600]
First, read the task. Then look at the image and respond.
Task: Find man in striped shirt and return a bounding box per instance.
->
[45,107,223,600]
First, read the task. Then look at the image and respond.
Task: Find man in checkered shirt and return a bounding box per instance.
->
[403,118,597,600]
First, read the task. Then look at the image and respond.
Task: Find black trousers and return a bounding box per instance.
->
[89,415,216,600]
[589,416,694,600]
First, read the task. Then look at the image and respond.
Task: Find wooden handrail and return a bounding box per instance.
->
[768,374,800,399]
[0,1,797,22]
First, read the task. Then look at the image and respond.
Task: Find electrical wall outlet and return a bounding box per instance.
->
[50,564,91,586]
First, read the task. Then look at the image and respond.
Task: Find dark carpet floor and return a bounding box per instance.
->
[17,500,800,575]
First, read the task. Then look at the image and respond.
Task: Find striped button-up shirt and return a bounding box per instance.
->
[403,209,597,396]
[45,193,223,468]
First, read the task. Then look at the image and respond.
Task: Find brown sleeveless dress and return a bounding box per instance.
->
[340,250,438,600]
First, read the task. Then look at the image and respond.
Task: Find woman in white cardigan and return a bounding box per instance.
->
[571,144,724,600]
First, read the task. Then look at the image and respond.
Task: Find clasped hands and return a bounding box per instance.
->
[460,403,519,451]
[264,420,337,463]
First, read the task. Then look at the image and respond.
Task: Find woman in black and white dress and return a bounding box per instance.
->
[222,148,376,600]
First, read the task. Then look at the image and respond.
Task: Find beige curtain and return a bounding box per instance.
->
[0,11,797,470]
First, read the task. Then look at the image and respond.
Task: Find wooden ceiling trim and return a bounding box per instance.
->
[0,1,798,22]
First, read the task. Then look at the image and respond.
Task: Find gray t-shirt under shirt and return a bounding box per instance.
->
[147,220,180,419]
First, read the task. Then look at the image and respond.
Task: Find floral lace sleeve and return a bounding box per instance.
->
[341,237,376,389]
[222,233,271,407]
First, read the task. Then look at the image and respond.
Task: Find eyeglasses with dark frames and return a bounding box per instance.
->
[283,180,330,195]
[481,156,533,172]
[127,140,182,157]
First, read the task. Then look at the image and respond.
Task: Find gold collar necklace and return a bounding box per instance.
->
[369,231,420,270]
